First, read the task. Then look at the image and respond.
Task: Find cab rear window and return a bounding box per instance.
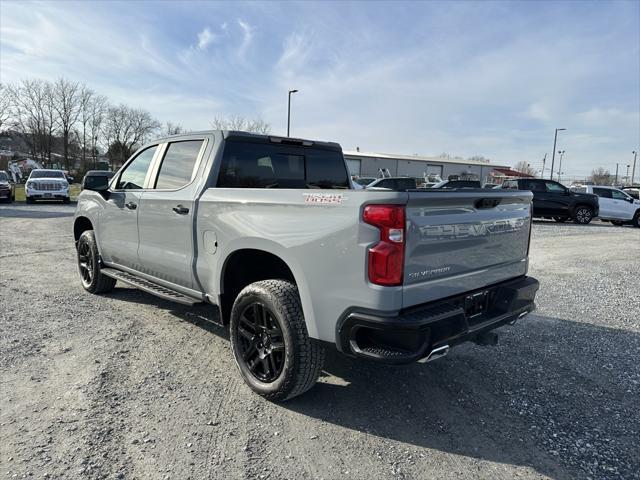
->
[217,141,349,189]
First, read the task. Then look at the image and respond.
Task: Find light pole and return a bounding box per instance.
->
[550,128,566,180]
[632,151,637,186]
[615,163,621,185]
[557,150,565,182]
[287,89,298,137]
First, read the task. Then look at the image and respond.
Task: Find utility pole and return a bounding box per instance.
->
[632,151,637,186]
[287,89,298,137]
[550,128,566,181]
[615,163,620,185]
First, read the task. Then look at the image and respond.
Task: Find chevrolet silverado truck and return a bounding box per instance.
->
[26,169,71,203]
[73,131,539,401]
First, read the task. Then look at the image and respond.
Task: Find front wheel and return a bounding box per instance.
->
[230,280,325,402]
[633,211,640,228]
[77,230,116,294]
[573,206,594,225]
[26,197,34,204]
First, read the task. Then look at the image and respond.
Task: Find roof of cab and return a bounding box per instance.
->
[153,130,342,151]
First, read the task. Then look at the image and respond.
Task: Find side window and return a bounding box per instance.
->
[611,189,629,200]
[545,181,566,193]
[117,146,157,190]
[593,188,612,199]
[521,180,545,192]
[154,140,204,190]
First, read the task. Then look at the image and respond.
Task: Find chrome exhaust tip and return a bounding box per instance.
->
[509,310,529,325]
[418,345,450,364]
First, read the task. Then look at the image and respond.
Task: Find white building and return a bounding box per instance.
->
[343,150,512,184]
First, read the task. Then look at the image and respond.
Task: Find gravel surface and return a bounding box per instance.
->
[1,203,639,480]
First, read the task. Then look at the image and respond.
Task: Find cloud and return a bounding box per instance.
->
[237,19,253,60]
[197,27,215,50]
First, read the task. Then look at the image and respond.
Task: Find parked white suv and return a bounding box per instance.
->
[572,185,640,227]
[25,169,70,204]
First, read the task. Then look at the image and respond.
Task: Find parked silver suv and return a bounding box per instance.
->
[26,169,70,203]
[74,131,539,400]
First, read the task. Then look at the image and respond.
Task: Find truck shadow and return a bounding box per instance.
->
[0,205,76,219]
[102,287,638,479]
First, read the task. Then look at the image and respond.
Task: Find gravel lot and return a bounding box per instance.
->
[1,202,639,480]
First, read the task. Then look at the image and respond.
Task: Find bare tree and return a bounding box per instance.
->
[77,86,95,172]
[164,122,184,136]
[212,115,271,134]
[6,79,57,164]
[103,104,160,167]
[87,94,108,169]
[589,167,613,185]
[467,155,491,164]
[53,78,82,170]
[0,83,13,132]
[513,161,537,176]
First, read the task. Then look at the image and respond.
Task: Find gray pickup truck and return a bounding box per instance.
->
[74,131,539,401]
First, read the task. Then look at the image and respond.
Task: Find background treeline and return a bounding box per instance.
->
[0,78,271,173]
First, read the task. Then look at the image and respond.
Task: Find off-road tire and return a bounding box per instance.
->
[573,206,594,225]
[77,230,116,294]
[230,280,325,402]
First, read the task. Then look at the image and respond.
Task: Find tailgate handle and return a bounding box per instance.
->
[475,198,502,209]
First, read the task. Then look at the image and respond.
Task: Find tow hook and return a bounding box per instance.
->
[473,331,499,346]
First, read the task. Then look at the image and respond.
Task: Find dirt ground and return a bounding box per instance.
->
[1,203,639,480]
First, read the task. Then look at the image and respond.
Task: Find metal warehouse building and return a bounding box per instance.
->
[343,150,511,184]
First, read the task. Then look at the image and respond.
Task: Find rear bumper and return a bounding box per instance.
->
[336,276,539,364]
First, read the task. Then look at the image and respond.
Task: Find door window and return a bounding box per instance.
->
[611,189,630,200]
[117,146,157,190]
[521,180,545,192]
[545,181,566,193]
[593,188,612,199]
[154,140,204,190]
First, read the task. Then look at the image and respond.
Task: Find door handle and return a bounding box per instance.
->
[172,205,189,215]
[125,202,137,210]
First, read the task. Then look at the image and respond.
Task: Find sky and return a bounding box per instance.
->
[1,0,639,176]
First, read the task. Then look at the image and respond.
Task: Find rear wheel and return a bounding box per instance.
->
[553,216,568,223]
[77,230,116,294]
[573,206,594,225]
[230,280,324,401]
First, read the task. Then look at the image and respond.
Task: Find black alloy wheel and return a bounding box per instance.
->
[574,206,593,224]
[77,236,94,288]
[236,302,286,383]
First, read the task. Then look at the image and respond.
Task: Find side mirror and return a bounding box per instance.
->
[84,175,111,192]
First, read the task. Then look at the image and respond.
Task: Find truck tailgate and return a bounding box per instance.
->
[402,190,533,308]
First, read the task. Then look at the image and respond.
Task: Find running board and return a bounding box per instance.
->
[101,268,202,306]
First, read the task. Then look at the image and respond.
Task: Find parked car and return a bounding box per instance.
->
[572,185,640,227]
[621,186,640,200]
[501,178,599,224]
[0,171,15,203]
[431,179,482,189]
[82,170,115,191]
[25,169,70,203]
[366,177,417,191]
[352,176,377,187]
[74,130,539,401]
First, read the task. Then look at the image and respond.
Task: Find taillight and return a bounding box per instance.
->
[363,204,405,286]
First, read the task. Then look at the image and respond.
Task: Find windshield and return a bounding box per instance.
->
[0,172,7,181]
[30,170,66,179]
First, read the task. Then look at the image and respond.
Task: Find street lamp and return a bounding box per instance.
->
[557,150,565,182]
[632,151,638,186]
[550,128,566,181]
[287,89,298,137]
